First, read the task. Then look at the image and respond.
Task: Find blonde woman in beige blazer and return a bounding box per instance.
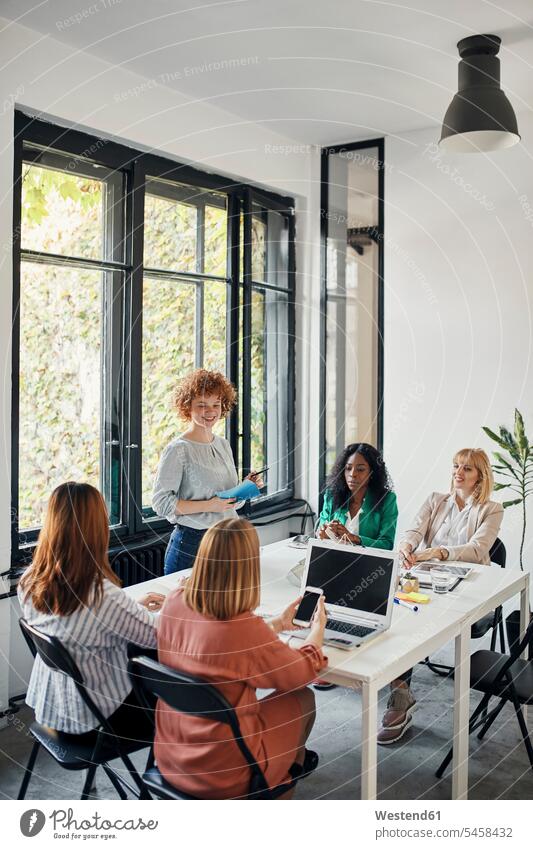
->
[378,448,504,746]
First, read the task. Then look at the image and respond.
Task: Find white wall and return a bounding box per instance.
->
[0,17,320,709]
[384,118,533,582]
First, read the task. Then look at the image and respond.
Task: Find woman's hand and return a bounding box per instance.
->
[138,592,166,612]
[326,520,360,544]
[270,597,303,633]
[399,542,416,568]
[307,596,327,647]
[209,496,237,512]
[245,470,264,489]
[414,547,443,563]
[316,525,328,539]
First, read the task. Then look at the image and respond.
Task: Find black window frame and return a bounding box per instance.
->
[11,111,296,562]
[319,138,385,500]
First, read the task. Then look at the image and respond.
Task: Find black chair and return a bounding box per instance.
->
[17,619,153,801]
[128,655,310,800]
[422,538,507,678]
[436,615,533,779]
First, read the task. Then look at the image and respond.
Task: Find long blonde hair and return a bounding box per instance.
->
[451,448,494,504]
[183,518,260,619]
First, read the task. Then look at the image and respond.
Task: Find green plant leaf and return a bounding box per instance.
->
[492,452,520,480]
[500,427,521,463]
[493,482,511,490]
[503,498,522,508]
[514,408,529,459]
[483,426,511,451]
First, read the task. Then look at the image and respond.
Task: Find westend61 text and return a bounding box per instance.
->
[375,810,441,820]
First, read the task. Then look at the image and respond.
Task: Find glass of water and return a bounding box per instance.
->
[430,568,453,594]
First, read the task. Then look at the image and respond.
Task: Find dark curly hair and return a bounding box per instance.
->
[326,443,393,512]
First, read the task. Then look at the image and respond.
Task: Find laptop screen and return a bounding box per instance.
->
[306,545,395,617]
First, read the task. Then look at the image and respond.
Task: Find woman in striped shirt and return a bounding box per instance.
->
[18,482,165,738]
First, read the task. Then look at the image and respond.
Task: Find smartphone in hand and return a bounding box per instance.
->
[292,586,323,627]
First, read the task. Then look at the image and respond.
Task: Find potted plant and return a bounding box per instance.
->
[483,409,532,656]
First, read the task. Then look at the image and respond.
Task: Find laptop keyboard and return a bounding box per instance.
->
[325,619,374,638]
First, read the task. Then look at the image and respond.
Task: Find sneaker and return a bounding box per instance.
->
[377,686,416,746]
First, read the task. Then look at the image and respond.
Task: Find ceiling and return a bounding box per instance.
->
[2,0,533,145]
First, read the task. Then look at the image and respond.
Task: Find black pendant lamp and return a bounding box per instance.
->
[439,34,520,153]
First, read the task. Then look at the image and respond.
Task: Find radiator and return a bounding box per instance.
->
[110,536,170,587]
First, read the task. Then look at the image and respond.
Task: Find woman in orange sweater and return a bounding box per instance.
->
[155,518,327,799]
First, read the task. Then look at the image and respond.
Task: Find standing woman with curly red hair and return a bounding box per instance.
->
[152,369,262,574]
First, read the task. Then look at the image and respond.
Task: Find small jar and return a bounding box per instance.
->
[400,573,419,594]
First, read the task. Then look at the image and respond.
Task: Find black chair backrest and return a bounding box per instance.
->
[490,615,533,694]
[19,618,111,731]
[128,655,270,794]
[489,538,506,568]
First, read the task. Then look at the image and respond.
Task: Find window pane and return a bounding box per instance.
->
[250,206,289,288]
[144,179,198,272]
[251,288,289,494]
[141,278,196,509]
[324,146,380,472]
[203,280,227,372]
[252,209,266,280]
[204,203,227,276]
[19,262,102,530]
[21,152,124,262]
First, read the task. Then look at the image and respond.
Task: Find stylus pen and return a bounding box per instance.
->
[394,597,419,613]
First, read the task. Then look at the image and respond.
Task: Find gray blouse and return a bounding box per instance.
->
[152,434,239,529]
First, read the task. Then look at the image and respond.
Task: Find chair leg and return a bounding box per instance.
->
[120,752,145,794]
[512,699,533,770]
[102,765,129,800]
[421,657,454,678]
[80,764,97,800]
[498,618,506,654]
[477,697,506,740]
[435,694,490,779]
[17,741,40,800]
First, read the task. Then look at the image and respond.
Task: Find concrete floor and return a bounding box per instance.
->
[1,645,532,801]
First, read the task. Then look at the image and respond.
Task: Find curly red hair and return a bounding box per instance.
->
[173,369,237,420]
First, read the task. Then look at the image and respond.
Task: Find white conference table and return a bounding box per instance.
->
[126,539,530,801]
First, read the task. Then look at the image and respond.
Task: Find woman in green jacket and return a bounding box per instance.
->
[317,443,398,550]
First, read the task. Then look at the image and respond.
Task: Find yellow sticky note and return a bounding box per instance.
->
[396,591,430,604]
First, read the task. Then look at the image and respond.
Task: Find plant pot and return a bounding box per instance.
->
[505,610,533,660]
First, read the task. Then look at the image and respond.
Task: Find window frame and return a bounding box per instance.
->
[11,112,296,561]
[318,138,385,501]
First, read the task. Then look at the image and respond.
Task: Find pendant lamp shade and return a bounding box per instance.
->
[439,34,520,153]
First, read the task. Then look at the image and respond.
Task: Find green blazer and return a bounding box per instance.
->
[318,489,398,550]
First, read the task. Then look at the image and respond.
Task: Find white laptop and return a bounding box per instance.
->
[290,539,398,651]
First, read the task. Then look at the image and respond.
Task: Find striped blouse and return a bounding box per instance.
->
[18,577,157,734]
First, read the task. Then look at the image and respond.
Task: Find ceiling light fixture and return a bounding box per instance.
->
[439,34,520,153]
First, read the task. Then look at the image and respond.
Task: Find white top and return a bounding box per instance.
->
[18,578,157,733]
[345,511,360,535]
[431,494,474,550]
[152,434,239,529]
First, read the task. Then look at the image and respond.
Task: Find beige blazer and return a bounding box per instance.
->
[401,491,504,565]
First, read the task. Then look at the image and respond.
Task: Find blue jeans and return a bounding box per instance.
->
[164,525,206,575]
